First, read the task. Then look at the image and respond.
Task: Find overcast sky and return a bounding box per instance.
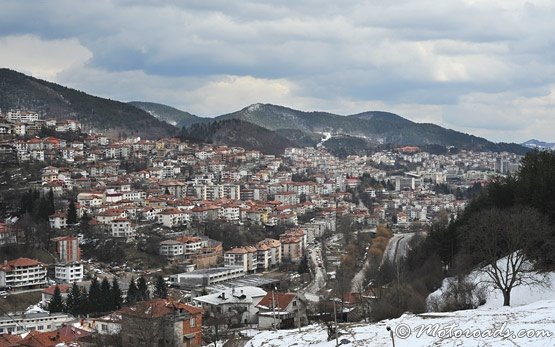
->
[1,0,554,143]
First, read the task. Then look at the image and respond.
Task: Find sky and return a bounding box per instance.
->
[1,0,554,143]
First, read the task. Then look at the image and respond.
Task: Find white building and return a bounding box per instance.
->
[0,311,73,335]
[54,262,84,283]
[224,246,258,272]
[193,286,267,325]
[0,258,47,290]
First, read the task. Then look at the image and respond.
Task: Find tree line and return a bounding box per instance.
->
[48,275,168,316]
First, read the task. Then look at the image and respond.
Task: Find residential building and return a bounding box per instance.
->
[0,258,47,290]
[193,286,267,325]
[224,246,258,272]
[256,292,307,330]
[120,299,202,347]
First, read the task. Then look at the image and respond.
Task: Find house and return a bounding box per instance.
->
[48,212,67,229]
[192,286,267,325]
[256,292,307,330]
[120,299,203,347]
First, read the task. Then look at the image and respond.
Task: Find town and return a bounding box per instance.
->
[0,109,523,346]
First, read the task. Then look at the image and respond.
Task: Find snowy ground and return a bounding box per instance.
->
[248,256,555,347]
[245,299,555,346]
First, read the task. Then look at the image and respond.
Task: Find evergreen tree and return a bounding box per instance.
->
[34,196,51,222]
[80,212,92,237]
[111,277,123,310]
[48,187,55,215]
[66,282,81,316]
[48,285,65,313]
[100,277,112,312]
[126,277,138,305]
[79,287,89,315]
[137,276,150,302]
[153,276,167,299]
[88,278,101,313]
[67,200,78,225]
[298,254,309,274]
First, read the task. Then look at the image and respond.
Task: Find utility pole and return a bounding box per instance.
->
[333,299,338,347]
[296,290,301,333]
[272,288,276,330]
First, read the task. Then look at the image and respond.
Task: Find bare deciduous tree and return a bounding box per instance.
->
[461,207,551,306]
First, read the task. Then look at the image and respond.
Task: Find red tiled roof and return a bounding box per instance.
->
[42,284,71,296]
[257,292,296,311]
[120,299,202,318]
[0,333,22,347]
[0,258,43,271]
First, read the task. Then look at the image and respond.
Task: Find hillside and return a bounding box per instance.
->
[0,69,176,139]
[179,119,295,155]
[128,101,210,127]
[246,299,555,346]
[213,103,529,154]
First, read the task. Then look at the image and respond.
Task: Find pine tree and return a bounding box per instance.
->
[100,277,112,312]
[111,277,123,310]
[126,277,138,305]
[48,286,65,313]
[66,282,81,316]
[67,200,78,225]
[154,276,167,299]
[137,276,150,302]
[298,254,309,274]
[80,212,92,237]
[48,187,55,215]
[79,287,89,315]
[88,277,101,313]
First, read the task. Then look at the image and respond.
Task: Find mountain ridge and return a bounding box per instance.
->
[0,68,176,139]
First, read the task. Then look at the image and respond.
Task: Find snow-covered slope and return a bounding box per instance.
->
[247,300,555,346]
[427,258,555,310]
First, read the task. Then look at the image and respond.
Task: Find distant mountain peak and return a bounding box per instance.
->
[522,139,555,149]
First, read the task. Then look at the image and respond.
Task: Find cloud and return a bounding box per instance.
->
[1,0,555,142]
[0,35,92,79]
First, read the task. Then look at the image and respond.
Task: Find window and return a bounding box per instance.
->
[190,317,196,327]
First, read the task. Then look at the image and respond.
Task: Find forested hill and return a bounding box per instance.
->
[0,69,176,139]
[129,101,211,128]
[179,119,296,155]
[214,103,529,154]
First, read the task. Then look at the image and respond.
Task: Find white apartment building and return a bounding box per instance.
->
[0,258,47,289]
[0,312,73,335]
[110,218,136,238]
[6,110,40,123]
[159,240,185,258]
[54,262,84,283]
[224,246,258,272]
[218,205,240,222]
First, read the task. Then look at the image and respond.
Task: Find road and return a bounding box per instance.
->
[381,232,416,266]
[351,232,416,291]
[304,245,326,297]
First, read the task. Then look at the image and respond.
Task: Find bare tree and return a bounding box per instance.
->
[461,207,551,306]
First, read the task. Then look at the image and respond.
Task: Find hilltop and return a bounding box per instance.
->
[128,101,210,128]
